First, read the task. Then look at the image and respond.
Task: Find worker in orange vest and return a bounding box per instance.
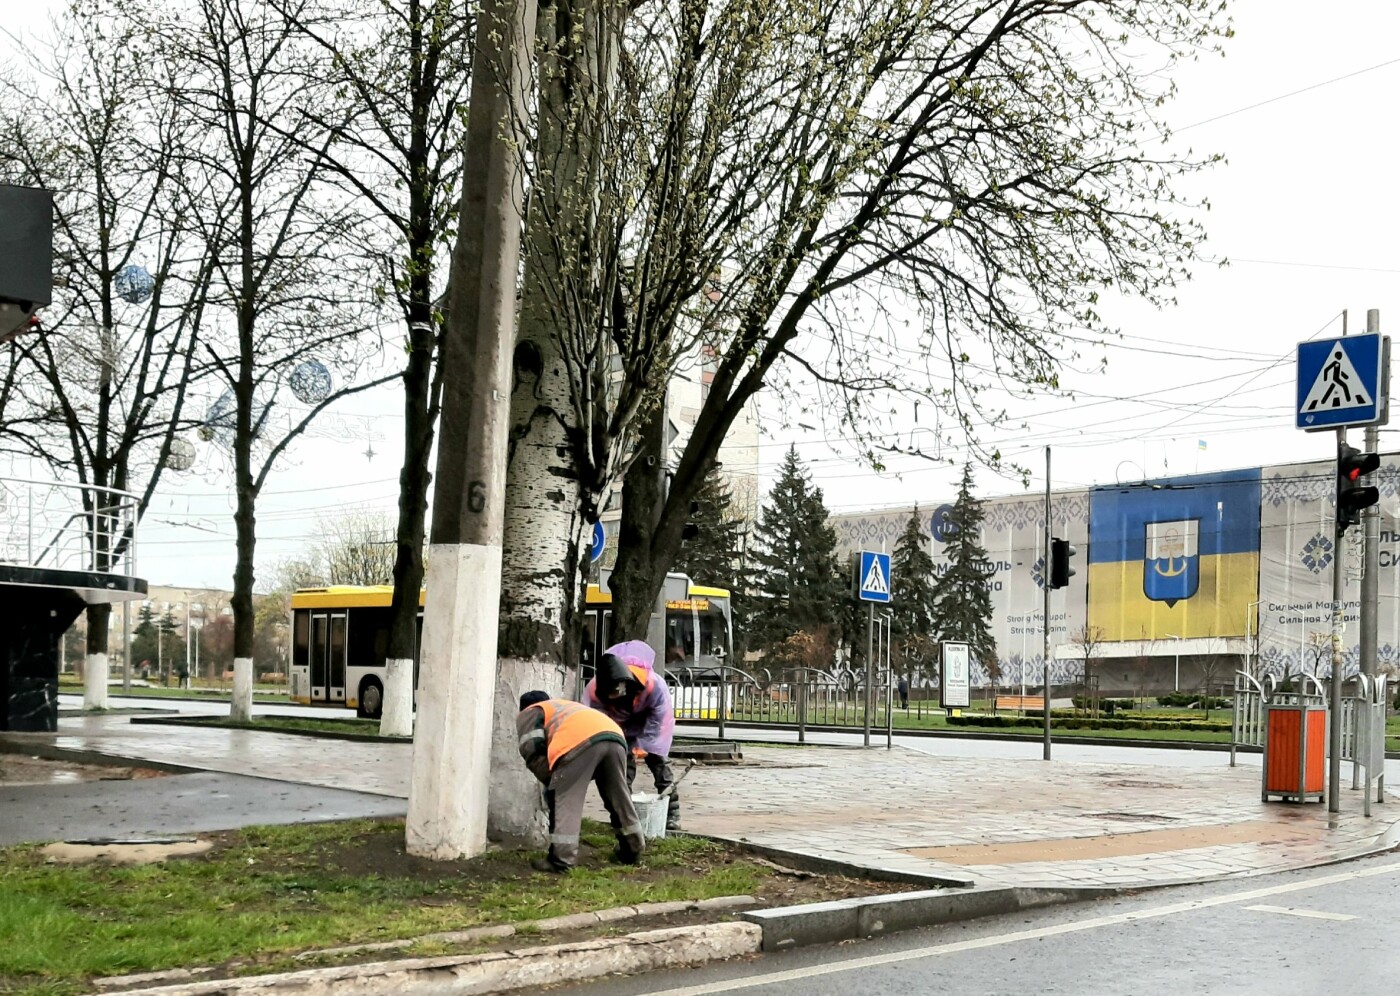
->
[516,690,646,873]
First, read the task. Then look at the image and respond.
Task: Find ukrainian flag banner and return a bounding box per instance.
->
[1088,470,1261,641]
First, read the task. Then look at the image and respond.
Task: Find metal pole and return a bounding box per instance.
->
[885,616,894,749]
[717,669,727,741]
[1330,427,1346,813]
[122,599,131,694]
[1361,308,1381,677]
[1175,643,1180,692]
[1043,445,1052,761]
[864,602,874,747]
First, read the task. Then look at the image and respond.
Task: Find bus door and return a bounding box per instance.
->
[308,609,348,703]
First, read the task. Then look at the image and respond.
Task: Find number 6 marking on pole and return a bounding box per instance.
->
[467,481,486,514]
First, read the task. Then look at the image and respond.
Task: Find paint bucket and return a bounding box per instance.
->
[631,793,668,839]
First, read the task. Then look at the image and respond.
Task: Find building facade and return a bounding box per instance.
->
[829,456,1400,694]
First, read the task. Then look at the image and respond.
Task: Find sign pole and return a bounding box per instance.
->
[1043,445,1052,761]
[864,601,874,748]
[1328,311,1348,814]
[1330,425,1346,813]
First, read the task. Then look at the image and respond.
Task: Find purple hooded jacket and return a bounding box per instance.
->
[582,640,675,756]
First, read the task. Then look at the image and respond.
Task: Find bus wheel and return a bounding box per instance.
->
[358,677,384,720]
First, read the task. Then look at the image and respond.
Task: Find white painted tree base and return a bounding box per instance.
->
[230,657,253,723]
[407,543,501,860]
[380,658,415,738]
[488,656,568,846]
[83,653,109,710]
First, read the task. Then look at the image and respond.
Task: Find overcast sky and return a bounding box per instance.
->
[9,1,1400,591]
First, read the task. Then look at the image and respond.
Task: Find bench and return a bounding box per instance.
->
[994,695,1044,712]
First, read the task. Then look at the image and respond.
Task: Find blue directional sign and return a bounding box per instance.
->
[1296,333,1387,430]
[856,551,892,603]
[589,521,606,563]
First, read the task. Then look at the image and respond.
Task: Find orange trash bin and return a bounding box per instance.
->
[1262,702,1327,803]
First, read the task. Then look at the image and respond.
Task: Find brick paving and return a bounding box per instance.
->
[668,745,1400,888]
[6,715,1399,889]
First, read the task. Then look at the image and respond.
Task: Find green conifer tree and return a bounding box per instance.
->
[749,447,843,653]
[932,464,997,665]
[891,509,939,680]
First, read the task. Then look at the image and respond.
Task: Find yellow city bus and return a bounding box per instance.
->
[581,576,734,677]
[287,586,424,718]
[289,575,733,719]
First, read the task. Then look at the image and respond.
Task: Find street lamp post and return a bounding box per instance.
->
[1167,634,1183,692]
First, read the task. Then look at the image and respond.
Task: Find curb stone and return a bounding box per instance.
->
[94,897,759,988]
[738,885,1115,950]
[94,922,764,995]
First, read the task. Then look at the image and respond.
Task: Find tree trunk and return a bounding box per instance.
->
[230,460,257,723]
[608,402,668,642]
[83,602,111,710]
[491,284,584,845]
[383,317,438,737]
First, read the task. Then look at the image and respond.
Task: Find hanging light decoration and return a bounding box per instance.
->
[113,264,155,305]
[288,359,333,404]
[199,391,236,444]
[165,438,197,472]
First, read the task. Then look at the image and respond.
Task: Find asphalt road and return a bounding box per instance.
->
[558,852,1400,995]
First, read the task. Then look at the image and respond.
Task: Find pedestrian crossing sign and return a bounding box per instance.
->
[856,551,892,603]
[1296,333,1388,430]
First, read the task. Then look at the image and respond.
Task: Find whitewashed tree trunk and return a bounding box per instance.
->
[380,658,415,737]
[491,299,584,844]
[230,656,253,723]
[83,653,109,710]
[488,0,624,845]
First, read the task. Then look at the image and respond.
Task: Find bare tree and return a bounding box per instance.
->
[0,0,215,706]
[146,0,396,720]
[276,507,398,589]
[273,0,471,734]
[489,0,1227,839]
[1070,624,1106,716]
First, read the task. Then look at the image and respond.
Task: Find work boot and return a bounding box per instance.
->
[612,846,642,866]
[530,857,570,874]
[666,816,681,832]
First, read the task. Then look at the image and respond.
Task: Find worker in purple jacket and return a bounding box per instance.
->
[582,640,680,829]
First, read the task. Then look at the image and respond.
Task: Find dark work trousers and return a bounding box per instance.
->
[626,750,680,828]
[545,739,644,869]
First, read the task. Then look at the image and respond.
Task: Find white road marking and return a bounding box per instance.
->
[1244,904,1357,922]
[645,859,1400,995]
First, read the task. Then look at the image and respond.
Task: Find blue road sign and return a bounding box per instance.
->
[589,521,606,563]
[857,551,892,603]
[1296,333,1386,430]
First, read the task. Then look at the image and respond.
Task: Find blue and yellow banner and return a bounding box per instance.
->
[1088,470,1260,640]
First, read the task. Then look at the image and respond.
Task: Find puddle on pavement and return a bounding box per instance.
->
[0,755,168,787]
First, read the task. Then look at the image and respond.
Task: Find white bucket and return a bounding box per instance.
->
[631,793,668,840]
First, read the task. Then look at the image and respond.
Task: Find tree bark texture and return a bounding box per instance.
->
[488,0,625,843]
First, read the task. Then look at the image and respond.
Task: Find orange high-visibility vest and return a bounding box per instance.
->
[538,699,622,769]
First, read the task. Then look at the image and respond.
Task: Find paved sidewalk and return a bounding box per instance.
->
[6,714,1398,890]
[656,745,1400,889]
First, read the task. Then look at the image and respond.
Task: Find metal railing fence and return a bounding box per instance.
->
[0,476,140,576]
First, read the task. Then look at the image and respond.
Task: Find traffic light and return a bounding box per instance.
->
[1049,537,1077,589]
[1337,442,1380,532]
[681,500,700,541]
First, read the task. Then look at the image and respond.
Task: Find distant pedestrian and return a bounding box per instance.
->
[516,690,645,873]
[897,676,910,710]
[177,665,189,689]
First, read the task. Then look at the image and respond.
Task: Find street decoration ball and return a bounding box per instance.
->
[113,265,155,304]
[289,359,333,404]
[165,437,196,472]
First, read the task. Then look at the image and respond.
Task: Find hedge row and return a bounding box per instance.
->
[1156,693,1231,709]
[949,715,1233,733]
